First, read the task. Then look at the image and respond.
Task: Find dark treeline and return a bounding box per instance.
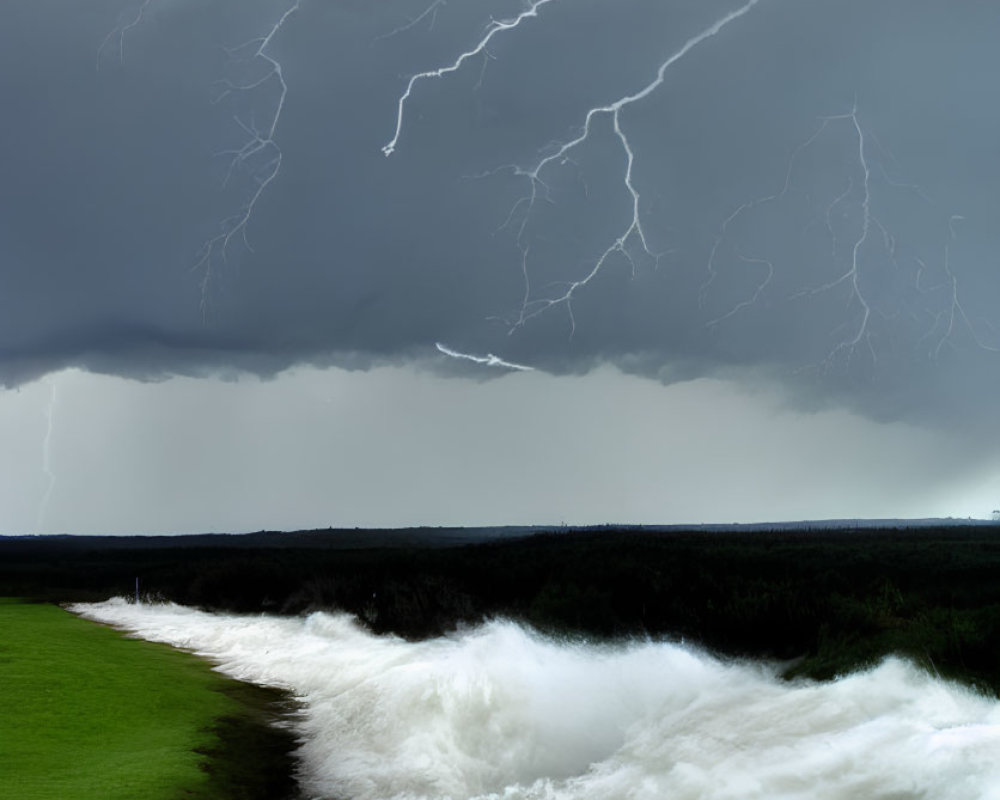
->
[4,526,1000,694]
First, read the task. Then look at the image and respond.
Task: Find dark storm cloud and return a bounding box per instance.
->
[2,0,998,427]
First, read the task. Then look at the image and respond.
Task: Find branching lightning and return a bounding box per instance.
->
[706,253,774,328]
[383,0,996,372]
[436,342,534,371]
[382,0,558,158]
[805,104,875,367]
[103,0,760,343]
[922,215,1000,358]
[99,0,301,312]
[98,0,996,378]
[704,101,999,370]
[37,379,58,531]
[98,0,154,67]
[700,117,838,311]
[375,0,448,43]
[478,0,762,336]
[193,1,301,312]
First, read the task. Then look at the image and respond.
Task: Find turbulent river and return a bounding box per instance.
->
[73,600,1000,800]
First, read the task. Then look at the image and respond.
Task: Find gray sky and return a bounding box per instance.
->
[1,0,999,533]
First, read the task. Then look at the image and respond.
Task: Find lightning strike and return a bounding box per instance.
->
[37,379,58,531]
[99,0,301,312]
[809,105,875,367]
[98,0,154,67]
[382,0,558,157]
[491,0,763,336]
[924,216,1000,358]
[704,102,999,371]
[193,0,301,311]
[436,342,534,371]
[96,1,997,380]
[706,254,774,328]
[375,0,447,42]
[701,119,835,309]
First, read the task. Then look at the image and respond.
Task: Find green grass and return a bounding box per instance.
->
[0,598,293,800]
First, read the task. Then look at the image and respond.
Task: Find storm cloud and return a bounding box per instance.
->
[2,0,999,431]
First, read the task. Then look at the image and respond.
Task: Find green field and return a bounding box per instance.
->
[0,598,296,800]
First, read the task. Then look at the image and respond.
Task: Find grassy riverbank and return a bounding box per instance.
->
[0,598,297,800]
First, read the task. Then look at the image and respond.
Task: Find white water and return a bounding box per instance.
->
[73,600,1000,800]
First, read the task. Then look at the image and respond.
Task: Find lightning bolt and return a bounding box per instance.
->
[193,0,301,312]
[483,0,763,336]
[375,0,448,43]
[705,253,774,328]
[100,0,300,312]
[703,101,999,371]
[37,379,58,531]
[98,0,154,67]
[700,117,838,312]
[922,215,1000,358]
[99,1,996,375]
[802,104,876,367]
[435,342,533,371]
[383,0,558,157]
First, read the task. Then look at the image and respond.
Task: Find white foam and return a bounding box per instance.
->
[72,600,1000,800]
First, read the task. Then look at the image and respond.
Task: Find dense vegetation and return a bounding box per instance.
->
[0,598,298,800]
[4,525,1000,694]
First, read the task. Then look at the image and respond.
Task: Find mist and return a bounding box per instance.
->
[73,600,1000,800]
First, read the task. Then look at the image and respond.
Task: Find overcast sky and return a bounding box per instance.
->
[2,0,999,534]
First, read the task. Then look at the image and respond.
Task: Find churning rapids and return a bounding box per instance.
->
[73,600,1000,800]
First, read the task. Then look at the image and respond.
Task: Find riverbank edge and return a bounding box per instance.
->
[68,603,304,800]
